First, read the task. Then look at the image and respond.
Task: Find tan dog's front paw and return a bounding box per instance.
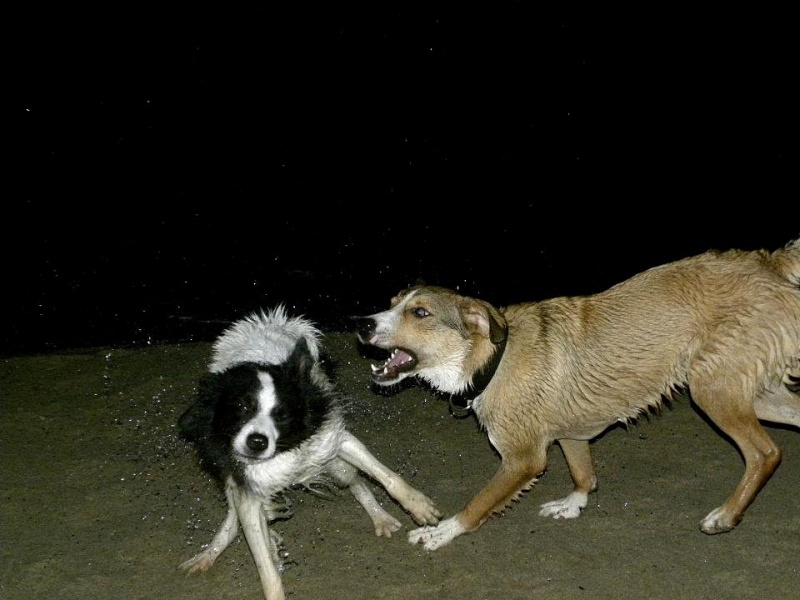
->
[408,516,466,551]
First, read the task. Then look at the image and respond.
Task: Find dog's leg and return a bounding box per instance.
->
[338,432,441,526]
[231,484,286,600]
[178,479,239,573]
[327,457,404,536]
[409,451,544,551]
[539,438,598,519]
[691,380,783,535]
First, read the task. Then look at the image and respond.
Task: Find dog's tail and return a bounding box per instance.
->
[773,238,800,398]
[771,236,800,287]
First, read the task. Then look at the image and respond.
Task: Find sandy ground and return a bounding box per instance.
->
[2,333,799,600]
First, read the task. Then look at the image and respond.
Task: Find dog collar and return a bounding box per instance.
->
[449,337,507,418]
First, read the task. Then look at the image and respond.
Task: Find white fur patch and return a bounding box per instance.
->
[539,491,589,520]
[408,516,467,551]
[232,371,280,460]
[243,416,347,498]
[210,304,321,373]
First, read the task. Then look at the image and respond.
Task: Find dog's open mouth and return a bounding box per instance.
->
[370,348,417,382]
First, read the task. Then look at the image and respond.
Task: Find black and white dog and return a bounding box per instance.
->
[177,306,440,600]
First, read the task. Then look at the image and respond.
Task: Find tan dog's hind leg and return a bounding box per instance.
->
[232,485,286,600]
[409,450,545,551]
[691,378,783,535]
[539,438,598,519]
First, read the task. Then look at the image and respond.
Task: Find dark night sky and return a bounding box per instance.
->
[10,6,798,356]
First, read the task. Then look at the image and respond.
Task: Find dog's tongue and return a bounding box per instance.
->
[387,348,413,369]
[372,348,416,380]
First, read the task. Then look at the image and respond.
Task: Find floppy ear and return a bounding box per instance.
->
[460,297,508,344]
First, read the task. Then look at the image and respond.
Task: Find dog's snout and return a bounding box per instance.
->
[246,433,269,452]
[352,316,377,342]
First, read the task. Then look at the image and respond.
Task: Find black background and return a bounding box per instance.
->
[11,6,797,356]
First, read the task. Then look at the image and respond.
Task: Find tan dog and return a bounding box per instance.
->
[355,237,800,550]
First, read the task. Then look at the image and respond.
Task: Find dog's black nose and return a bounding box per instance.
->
[246,433,269,452]
[351,316,376,341]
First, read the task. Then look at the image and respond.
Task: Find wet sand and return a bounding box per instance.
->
[2,334,799,599]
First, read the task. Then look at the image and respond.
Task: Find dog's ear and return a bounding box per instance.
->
[460,298,508,344]
[288,337,338,388]
[287,336,316,377]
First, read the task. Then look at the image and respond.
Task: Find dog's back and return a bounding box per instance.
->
[770,235,800,286]
[492,241,800,438]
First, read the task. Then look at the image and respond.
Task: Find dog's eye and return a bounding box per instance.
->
[413,307,430,318]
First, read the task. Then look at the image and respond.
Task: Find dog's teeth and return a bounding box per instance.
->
[370,363,380,373]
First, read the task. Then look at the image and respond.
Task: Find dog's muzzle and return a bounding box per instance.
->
[352,316,377,345]
[234,432,277,463]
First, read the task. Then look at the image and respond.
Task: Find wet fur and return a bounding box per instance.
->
[356,238,800,551]
[178,306,440,599]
